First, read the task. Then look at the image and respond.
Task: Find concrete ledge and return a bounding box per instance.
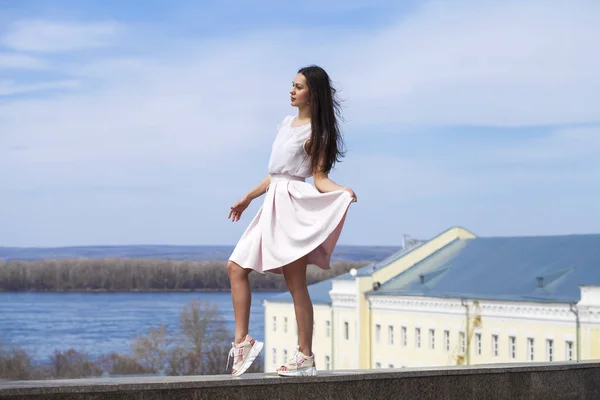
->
[1,362,600,399]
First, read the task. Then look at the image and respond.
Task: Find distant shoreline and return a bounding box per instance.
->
[0,258,372,292]
[0,288,282,293]
[0,244,400,263]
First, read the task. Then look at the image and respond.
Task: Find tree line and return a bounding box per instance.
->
[0,259,370,292]
[0,300,263,381]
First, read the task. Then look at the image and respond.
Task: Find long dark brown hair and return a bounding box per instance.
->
[298,65,345,175]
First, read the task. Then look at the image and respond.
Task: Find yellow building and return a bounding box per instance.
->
[263,226,600,372]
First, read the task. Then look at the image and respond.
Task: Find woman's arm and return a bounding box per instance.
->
[308,144,356,201]
[307,139,356,199]
[229,174,271,222]
[314,168,357,202]
[313,169,346,193]
[243,174,271,201]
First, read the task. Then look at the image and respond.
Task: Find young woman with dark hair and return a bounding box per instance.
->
[226,65,357,377]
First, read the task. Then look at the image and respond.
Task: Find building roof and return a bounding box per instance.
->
[335,239,427,280]
[266,278,334,305]
[266,240,424,304]
[368,234,600,303]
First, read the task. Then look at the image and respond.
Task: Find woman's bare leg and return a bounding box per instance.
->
[282,256,313,356]
[227,261,252,344]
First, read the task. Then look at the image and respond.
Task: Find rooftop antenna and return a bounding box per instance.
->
[403,234,410,249]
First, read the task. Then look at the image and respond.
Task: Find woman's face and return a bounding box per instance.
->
[290,73,310,108]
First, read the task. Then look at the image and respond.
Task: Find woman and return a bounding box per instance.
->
[226,65,357,377]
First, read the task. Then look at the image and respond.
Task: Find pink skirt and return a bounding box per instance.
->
[229,173,354,274]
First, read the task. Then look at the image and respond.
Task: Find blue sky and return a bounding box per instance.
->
[1,0,599,247]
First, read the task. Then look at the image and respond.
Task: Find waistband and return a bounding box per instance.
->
[269,173,306,183]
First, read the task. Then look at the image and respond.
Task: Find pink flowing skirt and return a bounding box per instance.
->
[229,173,354,274]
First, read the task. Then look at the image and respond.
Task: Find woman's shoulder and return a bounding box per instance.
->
[282,115,295,125]
[276,115,295,131]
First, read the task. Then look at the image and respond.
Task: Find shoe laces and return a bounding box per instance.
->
[289,346,301,366]
[226,342,244,372]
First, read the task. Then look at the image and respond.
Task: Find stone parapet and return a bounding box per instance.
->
[1,362,599,399]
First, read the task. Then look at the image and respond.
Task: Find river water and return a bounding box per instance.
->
[0,291,280,363]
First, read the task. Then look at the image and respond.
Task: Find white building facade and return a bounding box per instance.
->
[263,227,600,372]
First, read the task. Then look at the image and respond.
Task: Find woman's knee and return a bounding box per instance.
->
[287,280,309,299]
[227,261,247,280]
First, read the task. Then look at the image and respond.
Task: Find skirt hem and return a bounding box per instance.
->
[228,177,354,275]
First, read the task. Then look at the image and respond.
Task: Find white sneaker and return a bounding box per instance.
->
[277,346,317,377]
[227,334,263,377]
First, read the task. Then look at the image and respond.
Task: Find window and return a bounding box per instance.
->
[527,338,534,361]
[546,339,554,361]
[326,321,331,337]
[429,329,435,350]
[492,335,499,357]
[509,336,516,360]
[344,321,349,340]
[273,316,277,332]
[415,328,421,348]
[444,330,450,352]
[375,362,381,369]
[283,349,288,363]
[401,326,407,347]
[284,317,288,333]
[475,333,482,355]
[325,356,331,370]
[566,341,574,361]
[388,325,394,345]
[459,332,466,353]
[272,348,277,365]
[375,324,381,344]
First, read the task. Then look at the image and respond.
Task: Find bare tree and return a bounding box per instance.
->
[95,352,151,376]
[131,324,170,373]
[48,349,102,379]
[170,300,230,375]
[0,299,266,381]
[0,345,37,381]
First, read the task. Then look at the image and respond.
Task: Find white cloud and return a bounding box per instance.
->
[2,20,121,52]
[334,153,473,200]
[0,52,49,69]
[334,0,600,127]
[0,79,79,96]
[1,0,599,167]
[1,0,600,245]
[495,126,600,162]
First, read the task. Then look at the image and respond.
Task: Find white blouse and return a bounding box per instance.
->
[267,116,313,178]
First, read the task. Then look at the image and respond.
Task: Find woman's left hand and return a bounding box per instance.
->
[342,186,357,202]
